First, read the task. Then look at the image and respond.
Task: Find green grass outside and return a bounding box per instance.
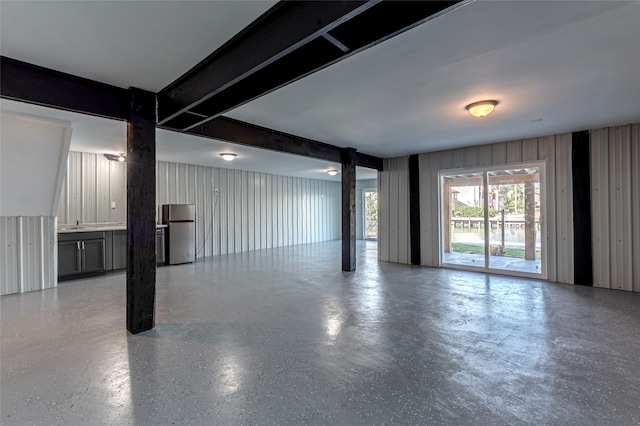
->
[451,243,541,259]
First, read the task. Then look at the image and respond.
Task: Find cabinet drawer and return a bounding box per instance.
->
[58,231,105,242]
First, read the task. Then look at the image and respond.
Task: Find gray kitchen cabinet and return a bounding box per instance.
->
[156,228,165,265]
[58,232,105,280]
[58,240,83,276]
[112,230,127,270]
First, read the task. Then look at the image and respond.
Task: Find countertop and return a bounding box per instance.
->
[58,223,167,233]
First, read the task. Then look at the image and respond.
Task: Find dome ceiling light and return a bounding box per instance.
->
[465,100,498,118]
[220,153,237,161]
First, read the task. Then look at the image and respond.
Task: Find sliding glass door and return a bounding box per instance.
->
[440,162,545,278]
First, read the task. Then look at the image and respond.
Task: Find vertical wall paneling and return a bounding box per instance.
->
[53,153,342,280]
[96,155,110,223]
[395,132,575,282]
[591,129,610,288]
[82,153,97,223]
[606,126,633,291]
[522,138,539,162]
[398,159,409,264]
[378,162,390,261]
[109,160,126,223]
[379,157,409,264]
[492,142,507,165]
[538,136,558,283]
[389,159,399,262]
[0,216,56,296]
[68,152,82,224]
[555,134,574,283]
[1,217,19,295]
[591,125,639,291]
[464,146,479,168]
[478,144,493,166]
[507,140,522,163]
[631,124,640,292]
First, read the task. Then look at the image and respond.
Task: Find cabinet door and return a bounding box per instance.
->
[156,229,165,264]
[112,230,127,270]
[82,239,105,273]
[59,241,81,276]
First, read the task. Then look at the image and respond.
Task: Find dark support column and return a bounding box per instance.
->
[572,130,593,286]
[126,88,157,334]
[409,154,421,265]
[341,148,357,272]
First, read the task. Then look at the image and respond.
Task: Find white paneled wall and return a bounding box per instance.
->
[58,152,127,224]
[591,124,640,292]
[1,216,57,295]
[58,152,340,260]
[156,161,341,257]
[379,134,575,284]
[379,157,410,264]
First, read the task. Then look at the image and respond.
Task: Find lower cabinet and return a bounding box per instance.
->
[156,228,165,265]
[112,230,127,270]
[58,232,106,280]
[58,227,165,280]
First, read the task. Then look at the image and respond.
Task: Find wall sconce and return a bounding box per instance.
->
[465,100,498,118]
[327,169,338,176]
[220,153,237,161]
[104,153,126,162]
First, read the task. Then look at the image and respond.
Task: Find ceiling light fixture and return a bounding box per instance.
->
[220,153,237,161]
[465,100,498,118]
[104,153,126,162]
[327,169,338,176]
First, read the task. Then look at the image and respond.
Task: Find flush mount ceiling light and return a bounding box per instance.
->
[220,153,237,161]
[465,100,498,118]
[327,169,338,176]
[104,153,126,162]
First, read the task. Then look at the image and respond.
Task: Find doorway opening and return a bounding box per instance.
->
[364,189,378,240]
[440,162,545,278]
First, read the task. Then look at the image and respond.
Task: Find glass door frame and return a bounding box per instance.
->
[438,161,547,280]
[363,188,378,241]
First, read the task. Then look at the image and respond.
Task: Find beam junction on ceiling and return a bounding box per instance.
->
[1,1,470,170]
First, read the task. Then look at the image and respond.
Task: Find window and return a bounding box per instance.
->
[440,162,545,278]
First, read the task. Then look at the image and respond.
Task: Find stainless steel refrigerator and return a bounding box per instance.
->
[162,204,195,265]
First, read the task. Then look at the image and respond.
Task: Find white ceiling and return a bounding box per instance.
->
[0,98,371,181]
[1,1,639,172]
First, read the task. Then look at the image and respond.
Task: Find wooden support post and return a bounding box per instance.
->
[341,148,357,272]
[443,180,452,253]
[126,88,157,334]
[409,155,421,265]
[524,181,536,260]
[572,130,593,285]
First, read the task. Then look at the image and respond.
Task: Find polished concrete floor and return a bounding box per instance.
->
[2,241,640,425]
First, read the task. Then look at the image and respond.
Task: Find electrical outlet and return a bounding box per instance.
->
[111,201,116,209]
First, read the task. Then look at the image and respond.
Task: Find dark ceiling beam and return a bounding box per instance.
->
[0,56,130,121]
[161,116,383,171]
[157,0,378,126]
[158,1,464,131]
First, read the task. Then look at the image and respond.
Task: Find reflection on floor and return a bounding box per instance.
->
[443,251,542,274]
[2,240,639,424]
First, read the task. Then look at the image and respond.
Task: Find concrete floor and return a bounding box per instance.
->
[2,241,640,425]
